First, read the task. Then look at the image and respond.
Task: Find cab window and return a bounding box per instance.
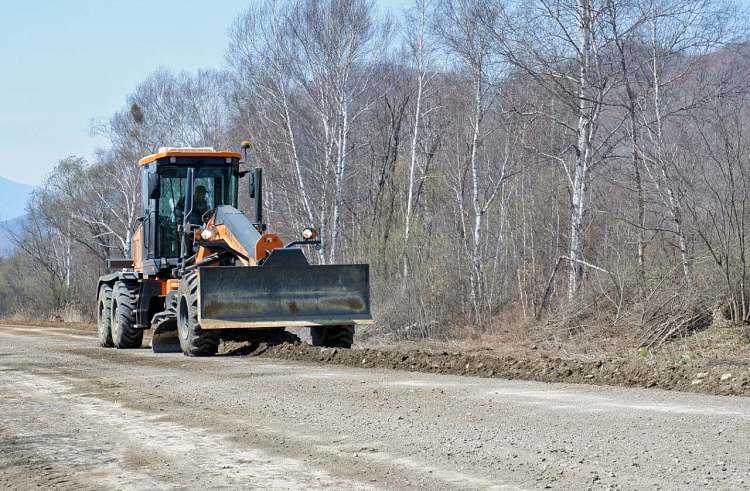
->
[154,166,237,258]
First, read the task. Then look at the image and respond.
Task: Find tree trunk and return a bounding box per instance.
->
[404,72,424,280]
[470,71,484,320]
[568,0,593,300]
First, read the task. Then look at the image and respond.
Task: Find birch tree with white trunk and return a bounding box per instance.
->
[440,0,510,321]
[227,0,318,235]
[286,0,393,263]
[402,0,439,280]
[500,0,615,299]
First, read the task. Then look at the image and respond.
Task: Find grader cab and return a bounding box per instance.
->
[96,146,371,356]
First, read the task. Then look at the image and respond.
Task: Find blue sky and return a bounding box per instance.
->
[0,0,407,186]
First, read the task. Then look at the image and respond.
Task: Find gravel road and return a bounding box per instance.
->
[0,324,748,490]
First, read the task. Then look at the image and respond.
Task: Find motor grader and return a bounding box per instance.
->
[96,145,371,356]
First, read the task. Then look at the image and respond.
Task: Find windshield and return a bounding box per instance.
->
[155,166,237,258]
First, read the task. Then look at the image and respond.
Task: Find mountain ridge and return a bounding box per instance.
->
[0,214,26,252]
[0,176,36,222]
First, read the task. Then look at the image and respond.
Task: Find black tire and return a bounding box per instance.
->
[311,326,354,348]
[178,271,219,357]
[111,281,143,349]
[97,284,114,348]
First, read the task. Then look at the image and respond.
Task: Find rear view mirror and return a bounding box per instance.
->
[148,173,160,199]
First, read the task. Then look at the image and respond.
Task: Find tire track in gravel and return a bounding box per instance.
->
[0,369,384,491]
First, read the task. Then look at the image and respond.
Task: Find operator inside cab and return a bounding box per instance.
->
[176,185,210,226]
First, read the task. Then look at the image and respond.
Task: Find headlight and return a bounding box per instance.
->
[200,227,218,240]
[302,227,317,240]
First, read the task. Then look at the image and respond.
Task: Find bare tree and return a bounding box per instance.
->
[688,98,750,321]
[32,156,137,259]
[604,0,649,289]
[402,0,439,280]
[500,0,618,299]
[439,0,511,321]
[227,0,317,232]
[7,193,75,306]
[286,0,393,263]
[639,0,747,288]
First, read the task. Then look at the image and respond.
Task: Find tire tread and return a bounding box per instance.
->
[97,284,114,348]
[112,281,143,349]
[178,272,219,356]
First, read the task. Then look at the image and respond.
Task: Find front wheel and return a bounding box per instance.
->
[178,272,219,357]
[311,326,354,348]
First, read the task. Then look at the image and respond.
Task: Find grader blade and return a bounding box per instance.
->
[196,265,372,329]
[151,315,181,353]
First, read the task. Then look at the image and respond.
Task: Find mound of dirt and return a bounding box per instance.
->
[224,341,750,397]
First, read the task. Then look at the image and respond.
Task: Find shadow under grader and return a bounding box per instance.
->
[218,329,302,357]
[143,328,304,357]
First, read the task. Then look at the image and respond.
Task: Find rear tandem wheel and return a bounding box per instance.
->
[111,280,143,349]
[97,284,113,348]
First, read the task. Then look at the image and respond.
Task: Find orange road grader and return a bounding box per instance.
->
[96,145,372,356]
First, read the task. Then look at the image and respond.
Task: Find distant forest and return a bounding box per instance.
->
[2,0,750,348]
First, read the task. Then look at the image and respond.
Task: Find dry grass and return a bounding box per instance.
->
[361,304,750,367]
[654,324,750,365]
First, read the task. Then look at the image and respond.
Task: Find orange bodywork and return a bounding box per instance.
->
[214,223,254,265]
[256,234,284,262]
[162,279,179,295]
[193,214,283,267]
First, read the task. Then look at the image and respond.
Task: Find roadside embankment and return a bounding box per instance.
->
[221,340,750,397]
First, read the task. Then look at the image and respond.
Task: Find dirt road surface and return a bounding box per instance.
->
[1,324,749,490]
